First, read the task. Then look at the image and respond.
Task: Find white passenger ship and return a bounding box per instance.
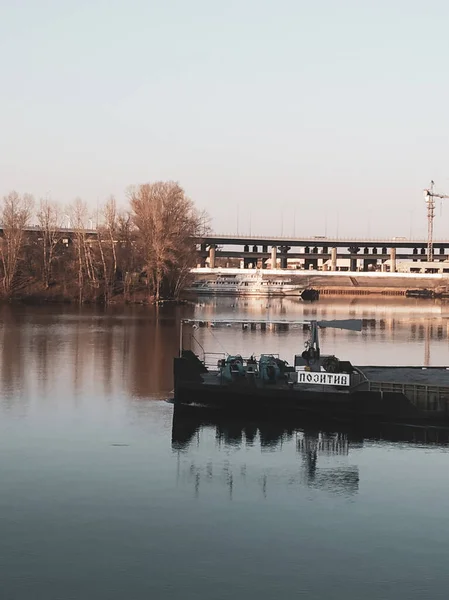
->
[187,271,303,296]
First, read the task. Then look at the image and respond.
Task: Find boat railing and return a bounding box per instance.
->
[202,352,282,369]
[204,352,227,369]
[368,380,449,411]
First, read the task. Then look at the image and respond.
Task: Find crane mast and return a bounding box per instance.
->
[423,181,449,262]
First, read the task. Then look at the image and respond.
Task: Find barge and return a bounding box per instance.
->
[173,318,449,424]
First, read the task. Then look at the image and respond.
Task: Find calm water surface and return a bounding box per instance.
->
[1,298,449,600]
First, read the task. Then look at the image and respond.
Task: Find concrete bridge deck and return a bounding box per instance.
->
[195,233,449,249]
[195,234,449,271]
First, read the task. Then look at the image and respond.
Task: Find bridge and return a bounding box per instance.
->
[11,225,98,235]
[194,234,449,272]
[4,226,449,273]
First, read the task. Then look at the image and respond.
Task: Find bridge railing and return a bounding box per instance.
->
[200,233,436,243]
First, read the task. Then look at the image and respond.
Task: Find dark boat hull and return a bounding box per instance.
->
[175,382,425,421]
[174,356,447,425]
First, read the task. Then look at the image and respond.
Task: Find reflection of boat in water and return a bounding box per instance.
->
[186,270,310,297]
[171,404,361,497]
[171,404,449,499]
[174,318,449,424]
[172,403,449,452]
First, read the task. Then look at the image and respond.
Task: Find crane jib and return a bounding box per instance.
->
[424,181,449,262]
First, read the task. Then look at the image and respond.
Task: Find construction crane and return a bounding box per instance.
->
[423,180,449,261]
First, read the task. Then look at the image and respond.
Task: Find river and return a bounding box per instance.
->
[1,298,449,599]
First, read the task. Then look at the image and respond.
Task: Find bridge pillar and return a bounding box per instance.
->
[363,258,377,271]
[348,246,360,272]
[271,246,277,269]
[390,247,396,272]
[304,259,318,270]
[331,247,337,271]
[280,245,290,269]
[208,245,216,269]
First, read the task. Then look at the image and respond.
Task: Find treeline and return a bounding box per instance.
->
[0,182,206,304]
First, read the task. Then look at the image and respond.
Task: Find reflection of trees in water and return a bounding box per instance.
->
[0,305,26,402]
[72,312,90,396]
[100,318,115,397]
[0,306,182,409]
[126,312,180,398]
[0,299,447,410]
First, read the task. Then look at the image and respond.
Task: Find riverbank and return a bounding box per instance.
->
[191,267,449,297]
[1,281,189,306]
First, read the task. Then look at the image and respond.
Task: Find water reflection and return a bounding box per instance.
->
[172,406,361,498]
[194,296,449,338]
[3,302,449,600]
[0,305,183,406]
[0,298,448,414]
[190,296,449,367]
[172,405,449,500]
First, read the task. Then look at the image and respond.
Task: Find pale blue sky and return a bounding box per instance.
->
[1,0,448,238]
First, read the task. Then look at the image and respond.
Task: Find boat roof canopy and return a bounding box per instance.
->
[181,318,363,331]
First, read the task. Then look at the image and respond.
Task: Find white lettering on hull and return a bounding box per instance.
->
[297,372,350,386]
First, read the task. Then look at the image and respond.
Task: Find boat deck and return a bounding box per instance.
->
[357,366,449,387]
[200,366,449,388]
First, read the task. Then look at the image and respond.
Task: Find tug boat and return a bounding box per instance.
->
[173,319,449,424]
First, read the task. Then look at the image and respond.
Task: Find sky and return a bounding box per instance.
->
[1,0,449,239]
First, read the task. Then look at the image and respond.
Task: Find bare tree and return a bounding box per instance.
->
[169,207,209,298]
[96,196,119,303]
[115,210,136,301]
[104,196,118,280]
[69,198,99,303]
[0,183,204,303]
[0,191,34,297]
[70,198,86,303]
[37,198,62,289]
[128,182,204,302]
